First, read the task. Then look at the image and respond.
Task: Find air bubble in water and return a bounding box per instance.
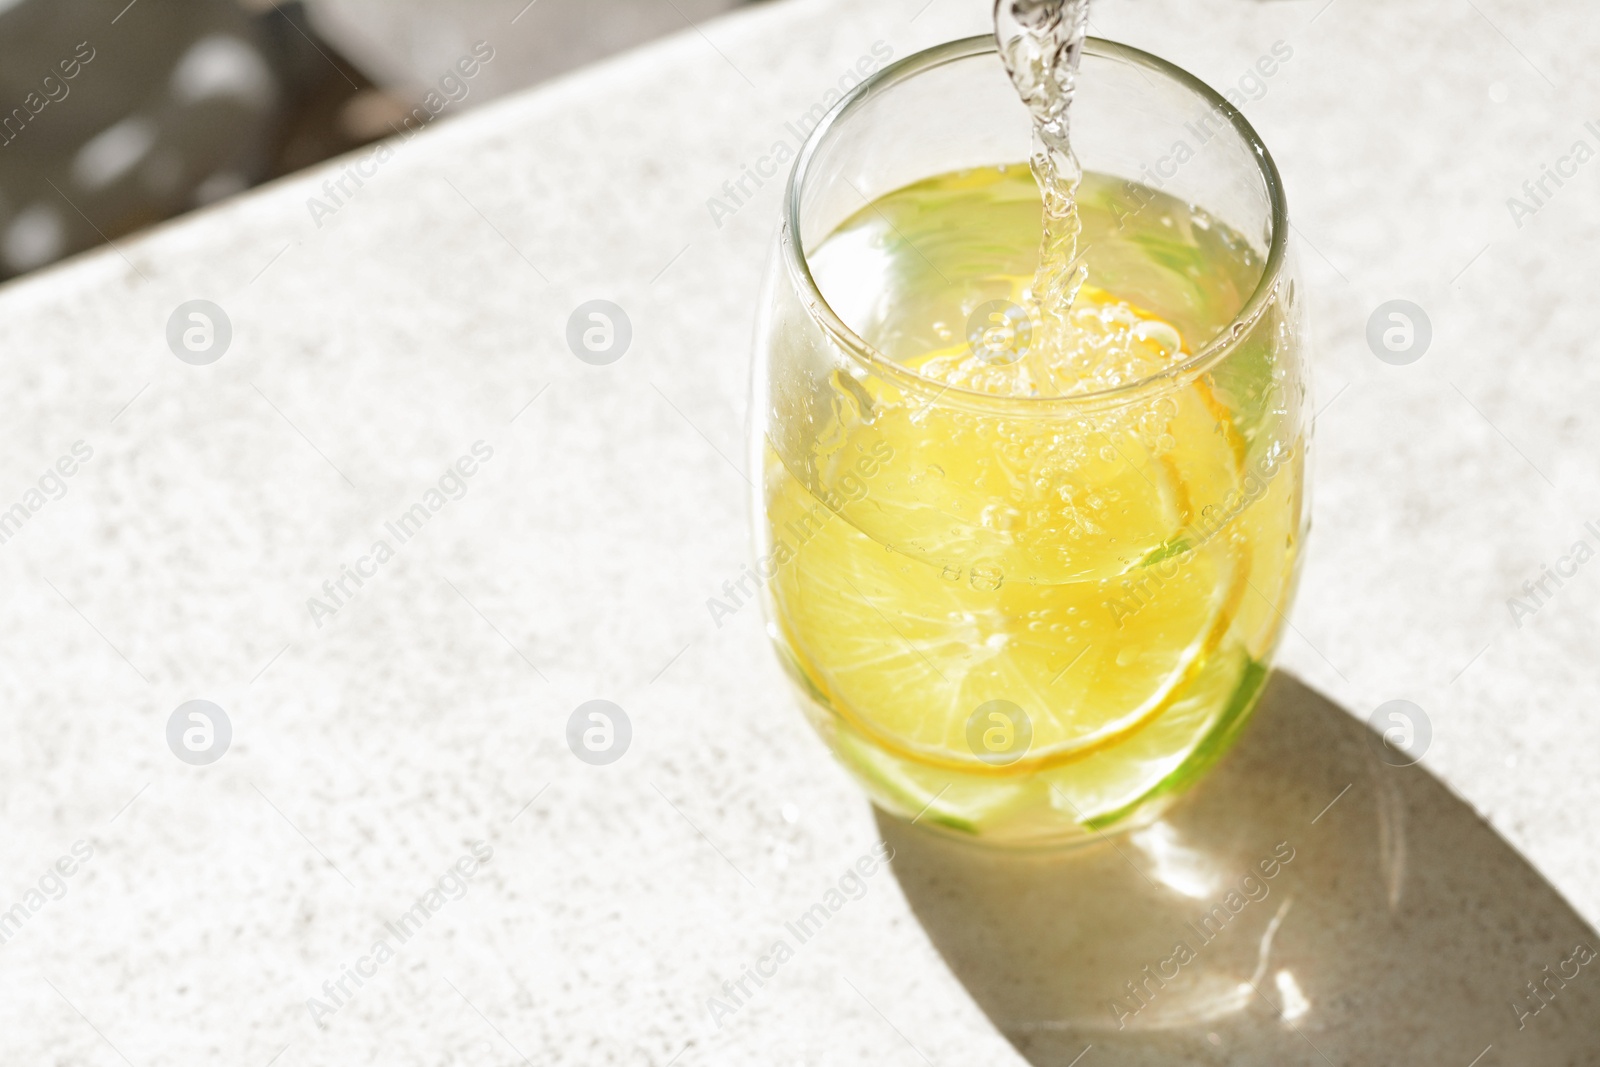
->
[969,564,1004,591]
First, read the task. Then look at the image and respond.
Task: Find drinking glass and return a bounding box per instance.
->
[750,35,1307,847]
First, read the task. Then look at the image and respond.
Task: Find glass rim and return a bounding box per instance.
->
[781,34,1290,413]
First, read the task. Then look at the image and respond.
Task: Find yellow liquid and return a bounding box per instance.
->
[761,166,1304,845]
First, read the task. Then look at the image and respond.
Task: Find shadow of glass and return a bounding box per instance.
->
[878,671,1600,1064]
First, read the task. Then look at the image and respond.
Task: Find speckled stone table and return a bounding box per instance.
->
[1,1,1596,1064]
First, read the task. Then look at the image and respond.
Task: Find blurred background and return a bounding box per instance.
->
[0,0,757,281]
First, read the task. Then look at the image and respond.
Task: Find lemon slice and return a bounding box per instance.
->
[817,646,1262,837]
[767,418,1249,776]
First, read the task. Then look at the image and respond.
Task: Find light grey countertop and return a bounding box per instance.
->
[0,0,1596,1064]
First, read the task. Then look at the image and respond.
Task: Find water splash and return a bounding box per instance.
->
[994,0,1094,337]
